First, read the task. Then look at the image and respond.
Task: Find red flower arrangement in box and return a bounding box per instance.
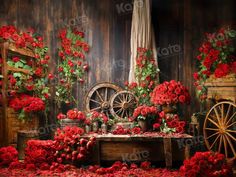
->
[132,105,158,121]
[193,27,236,101]
[0,146,18,167]
[125,47,159,105]
[9,94,45,113]
[150,80,191,106]
[180,151,233,177]
[53,126,96,165]
[55,28,89,106]
[0,25,50,120]
[86,111,108,125]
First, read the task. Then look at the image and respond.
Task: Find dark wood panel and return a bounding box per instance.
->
[0,0,235,132]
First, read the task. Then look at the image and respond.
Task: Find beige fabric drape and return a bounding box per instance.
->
[129,0,158,83]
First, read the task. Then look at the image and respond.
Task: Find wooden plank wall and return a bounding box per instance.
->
[0,0,235,129]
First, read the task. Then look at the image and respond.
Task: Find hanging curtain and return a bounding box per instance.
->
[128,0,158,83]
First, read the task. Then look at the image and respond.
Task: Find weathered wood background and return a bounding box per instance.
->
[0,0,235,131]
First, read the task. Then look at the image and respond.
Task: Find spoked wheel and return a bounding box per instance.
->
[110,90,138,119]
[203,101,236,160]
[84,82,122,117]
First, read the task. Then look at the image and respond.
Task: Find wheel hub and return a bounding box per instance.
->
[102,102,109,109]
[122,101,129,110]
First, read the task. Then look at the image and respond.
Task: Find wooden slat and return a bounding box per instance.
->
[8,43,35,58]
[7,65,31,74]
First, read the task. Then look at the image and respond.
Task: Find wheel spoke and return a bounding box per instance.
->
[115,108,123,114]
[206,132,219,140]
[96,90,104,102]
[227,129,236,133]
[218,135,223,153]
[226,112,236,126]
[225,132,236,142]
[224,104,232,124]
[205,127,219,131]
[91,106,101,111]
[227,121,236,128]
[114,100,122,104]
[90,99,101,104]
[125,93,129,102]
[225,134,236,157]
[213,108,221,125]
[121,110,125,118]
[118,95,123,102]
[210,134,220,149]
[207,117,220,128]
[105,88,108,101]
[221,104,224,124]
[223,135,228,158]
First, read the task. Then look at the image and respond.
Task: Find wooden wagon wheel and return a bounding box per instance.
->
[203,101,236,160]
[84,82,122,116]
[110,90,138,119]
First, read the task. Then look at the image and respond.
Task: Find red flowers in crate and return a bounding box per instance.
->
[150,80,191,105]
[132,105,158,121]
[180,151,233,177]
[9,94,45,113]
[53,126,95,164]
[87,111,108,124]
[0,146,18,167]
[193,27,236,101]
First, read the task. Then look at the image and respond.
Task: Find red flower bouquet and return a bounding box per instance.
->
[86,111,108,125]
[150,80,191,106]
[194,27,236,101]
[126,48,159,105]
[180,151,233,177]
[55,28,89,106]
[53,126,96,165]
[9,94,45,118]
[0,146,18,167]
[132,105,158,121]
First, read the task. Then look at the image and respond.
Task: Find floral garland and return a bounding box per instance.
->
[193,27,236,101]
[180,151,233,177]
[55,28,89,106]
[150,80,191,106]
[0,25,50,119]
[125,47,159,105]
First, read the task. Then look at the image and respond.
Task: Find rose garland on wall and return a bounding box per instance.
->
[125,48,159,105]
[0,25,51,119]
[193,27,236,101]
[55,28,89,107]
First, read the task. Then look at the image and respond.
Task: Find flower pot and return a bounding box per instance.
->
[162,104,177,114]
[92,122,99,133]
[138,120,147,132]
[60,118,79,129]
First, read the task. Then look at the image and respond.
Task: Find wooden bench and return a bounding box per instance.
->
[83,133,192,168]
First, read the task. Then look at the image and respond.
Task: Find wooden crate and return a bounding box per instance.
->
[0,107,39,146]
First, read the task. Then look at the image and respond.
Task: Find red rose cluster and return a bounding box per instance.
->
[132,105,158,120]
[125,47,159,105]
[88,111,108,124]
[180,151,233,177]
[112,126,142,135]
[163,113,186,133]
[194,27,236,101]
[53,126,96,164]
[0,25,50,117]
[150,80,191,105]
[56,28,89,105]
[0,146,18,167]
[88,161,151,175]
[57,108,86,121]
[9,94,45,113]
[24,140,55,170]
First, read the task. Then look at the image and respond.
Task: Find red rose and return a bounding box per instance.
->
[153,123,160,130]
[193,72,199,80]
[214,63,230,78]
[66,109,78,119]
[12,56,20,62]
